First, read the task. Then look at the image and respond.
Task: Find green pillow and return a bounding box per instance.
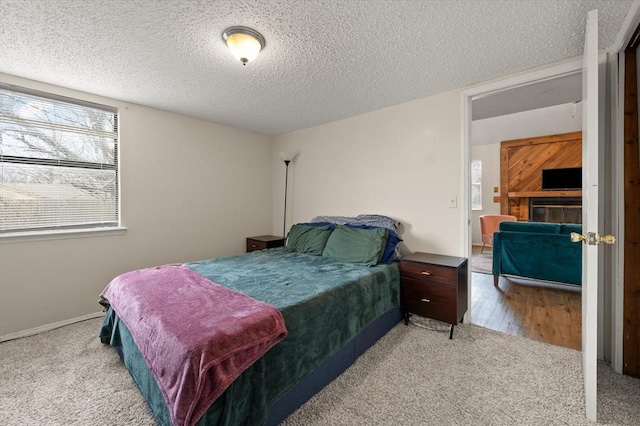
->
[322,225,388,266]
[286,224,333,255]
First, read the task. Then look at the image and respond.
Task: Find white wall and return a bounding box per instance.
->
[0,73,273,337]
[470,143,501,245]
[472,102,582,146]
[272,90,464,257]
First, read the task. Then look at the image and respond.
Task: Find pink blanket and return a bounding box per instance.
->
[102,264,287,426]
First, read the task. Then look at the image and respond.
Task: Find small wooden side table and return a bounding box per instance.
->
[246,235,285,252]
[399,252,468,339]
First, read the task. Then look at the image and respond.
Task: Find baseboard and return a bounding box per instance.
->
[0,311,105,342]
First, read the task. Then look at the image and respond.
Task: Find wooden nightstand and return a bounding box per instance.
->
[246,235,285,253]
[400,252,468,339]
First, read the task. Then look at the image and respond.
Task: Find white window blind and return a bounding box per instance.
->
[471,159,482,211]
[0,84,119,233]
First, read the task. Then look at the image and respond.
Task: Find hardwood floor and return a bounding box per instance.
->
[470,246,582,351]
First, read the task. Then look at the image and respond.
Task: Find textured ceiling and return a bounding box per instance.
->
[0,0,635,136]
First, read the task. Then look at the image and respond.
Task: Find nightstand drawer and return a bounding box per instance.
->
[247,239,268,252]
[400,278,457,324]
[400,261,457,286]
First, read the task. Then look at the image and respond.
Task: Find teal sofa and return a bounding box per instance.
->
[492,221,582,286]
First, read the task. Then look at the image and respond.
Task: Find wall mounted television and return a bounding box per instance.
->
[541,167,582,190]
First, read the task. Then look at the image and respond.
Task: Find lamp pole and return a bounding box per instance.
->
[283,160,290,237]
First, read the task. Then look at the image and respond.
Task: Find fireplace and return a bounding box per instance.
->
[529,197,582,224]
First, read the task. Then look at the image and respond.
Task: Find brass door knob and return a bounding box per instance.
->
[570,232,616,245]
[600,235,616,244]
[570,232,586,243]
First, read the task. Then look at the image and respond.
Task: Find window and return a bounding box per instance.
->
[0,84,119,235]
[471,159,482,210]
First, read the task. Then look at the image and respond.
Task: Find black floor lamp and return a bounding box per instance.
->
[279,152,297,238]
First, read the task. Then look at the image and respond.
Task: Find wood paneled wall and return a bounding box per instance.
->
[500,132,582,220]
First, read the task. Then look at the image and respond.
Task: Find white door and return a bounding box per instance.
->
[575,9,616,421]
[580,8,604,422]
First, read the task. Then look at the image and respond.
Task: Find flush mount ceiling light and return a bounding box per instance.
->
[222,26,265,65]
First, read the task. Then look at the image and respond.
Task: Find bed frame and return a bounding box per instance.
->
[265,308,402,424]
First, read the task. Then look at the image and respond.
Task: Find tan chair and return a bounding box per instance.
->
[479,214,517,254]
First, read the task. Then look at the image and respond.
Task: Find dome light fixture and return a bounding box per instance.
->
[222,26,265,65]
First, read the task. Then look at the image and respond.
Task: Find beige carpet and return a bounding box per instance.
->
[0,319,155,426]
[1,318,639,425]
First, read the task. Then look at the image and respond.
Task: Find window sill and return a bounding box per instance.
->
[0,226,127,244]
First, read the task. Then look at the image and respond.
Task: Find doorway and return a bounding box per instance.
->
[461,60,585,349]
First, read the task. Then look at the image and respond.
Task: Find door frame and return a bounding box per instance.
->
[610,1,640,375]
[461,57,583,321]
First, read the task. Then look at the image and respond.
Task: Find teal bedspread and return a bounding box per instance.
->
[100,248,400,426]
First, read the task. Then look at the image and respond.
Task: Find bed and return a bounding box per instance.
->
[99,216,403,426]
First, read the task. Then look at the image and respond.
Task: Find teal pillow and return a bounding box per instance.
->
[285,224,333,255]
[322,225,388,266]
